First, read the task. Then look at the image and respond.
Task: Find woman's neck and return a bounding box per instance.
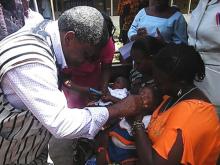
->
[147,4,170,16]
[169,84,196,99]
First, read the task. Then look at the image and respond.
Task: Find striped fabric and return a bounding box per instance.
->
[0,28,55,164]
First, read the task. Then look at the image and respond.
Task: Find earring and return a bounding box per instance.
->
[177,89,182,97]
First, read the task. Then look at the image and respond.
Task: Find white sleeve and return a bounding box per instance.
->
[1,63,109,139]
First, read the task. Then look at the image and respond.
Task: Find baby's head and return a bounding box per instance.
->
[139,86,162,114]
[112,76,129,90]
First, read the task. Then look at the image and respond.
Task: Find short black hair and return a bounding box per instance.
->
[131,36,166,58]
[58,6,108,47]
[154,43,205,84]
[101,13,116,38]
[115,76,129,89]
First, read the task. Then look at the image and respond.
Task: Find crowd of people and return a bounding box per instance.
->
[0,0,219,165]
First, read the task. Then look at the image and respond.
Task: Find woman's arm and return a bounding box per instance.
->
[133,125,183,165]
[172,13,188,44]
[128,9,144,41]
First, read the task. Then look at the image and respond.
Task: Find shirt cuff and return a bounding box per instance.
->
[85,107,109,139]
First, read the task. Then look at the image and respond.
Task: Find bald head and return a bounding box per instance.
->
[58,6,108,46]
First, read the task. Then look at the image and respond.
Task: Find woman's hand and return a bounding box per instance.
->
[156,28,166,44]
[137,27,148,38]
[130,28,148,41]
[126,113,145,126]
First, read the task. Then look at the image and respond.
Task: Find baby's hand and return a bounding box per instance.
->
[87,101,96,106]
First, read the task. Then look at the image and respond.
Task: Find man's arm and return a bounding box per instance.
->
[2,62,146,139]
[1,63,109,139]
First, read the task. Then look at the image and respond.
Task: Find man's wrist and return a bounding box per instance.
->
[107,104,122,120]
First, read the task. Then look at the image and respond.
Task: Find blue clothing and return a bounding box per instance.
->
[108,124,137,163]
[128,9,187,44]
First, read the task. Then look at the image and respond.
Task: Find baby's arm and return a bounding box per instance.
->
[102,93,121,103]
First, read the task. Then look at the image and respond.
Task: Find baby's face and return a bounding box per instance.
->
[139,87,154,107]
[112,78,126,89]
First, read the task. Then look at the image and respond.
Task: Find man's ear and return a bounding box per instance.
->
[64,31,75,46]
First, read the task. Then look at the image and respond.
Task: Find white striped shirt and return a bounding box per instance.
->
[0,21,109,139]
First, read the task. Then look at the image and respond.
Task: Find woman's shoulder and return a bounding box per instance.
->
[135,8,146,16]
[169,10,185,20]
[170,99,217,122]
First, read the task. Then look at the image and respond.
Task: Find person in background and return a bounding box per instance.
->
[0,6,146,164]
[128,0,187,44]
[21,0,44,28]
[117,0,142,44]
[0,0,25,40]
[131,44,220,165]
[188,0,220,113]
[0,0,43,40]
[41,0,52,19]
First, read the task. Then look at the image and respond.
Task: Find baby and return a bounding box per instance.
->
[96,86,162,165]
[91,76,129,106]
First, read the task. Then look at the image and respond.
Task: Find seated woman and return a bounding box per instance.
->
[128,0,187,44]
[130,44,220,165]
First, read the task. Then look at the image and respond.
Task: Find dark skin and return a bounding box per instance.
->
[130,48,154,94]
[130,65,210,165]
[147,0,175,18]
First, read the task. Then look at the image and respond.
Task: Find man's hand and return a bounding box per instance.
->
[107,95,152,120]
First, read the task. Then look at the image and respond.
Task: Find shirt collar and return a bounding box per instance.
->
[45,21,67,69]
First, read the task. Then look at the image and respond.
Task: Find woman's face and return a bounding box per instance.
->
[153,64,172,95]
[131,49,152,75]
